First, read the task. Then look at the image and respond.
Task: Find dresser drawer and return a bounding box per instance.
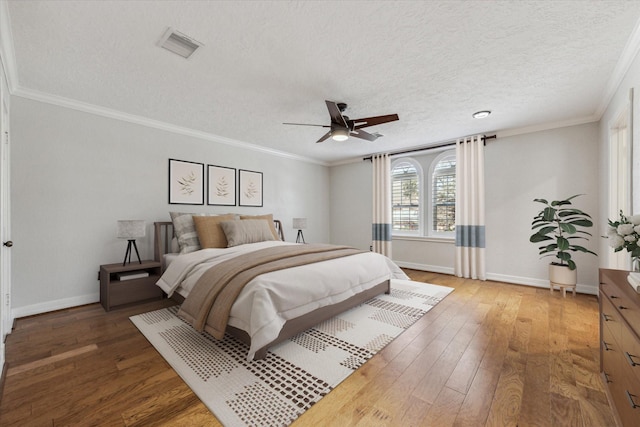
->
[617,360,640,427]
[602,292,623,346]
[601,271,640,329]
[621,321,640,385]
[603,323,621,382]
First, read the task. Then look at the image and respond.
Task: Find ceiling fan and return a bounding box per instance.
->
[284,100,399,143]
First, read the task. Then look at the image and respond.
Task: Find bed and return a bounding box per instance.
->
[153,217,408,360]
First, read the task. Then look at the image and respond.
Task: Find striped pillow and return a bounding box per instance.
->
[170,212,235,253]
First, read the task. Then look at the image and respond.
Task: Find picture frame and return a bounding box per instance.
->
[239,169,263,207]
[207,165,236,206]
[168,159,204,205]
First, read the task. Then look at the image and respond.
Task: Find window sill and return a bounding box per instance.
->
[392,235,455,244]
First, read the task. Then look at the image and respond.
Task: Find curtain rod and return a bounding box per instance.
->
[362,134,496,161]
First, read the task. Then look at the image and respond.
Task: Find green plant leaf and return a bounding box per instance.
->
[567,259,576,270]
[559,223,577,234]
[533,198,548,205]
[530,234,552,243]
[568,219,593,227]
[542,207,556,222]
[557,236,569,251]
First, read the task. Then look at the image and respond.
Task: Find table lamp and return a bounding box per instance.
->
[117,220,145,266]
[293,218,307,244]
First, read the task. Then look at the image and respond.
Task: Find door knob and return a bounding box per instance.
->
[3,241,12,247]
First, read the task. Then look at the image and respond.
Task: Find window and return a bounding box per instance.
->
[390,151,456,238]
[391,159,422,233]
[431,153,456,234]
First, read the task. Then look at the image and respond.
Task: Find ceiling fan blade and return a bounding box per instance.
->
[352,114,399,129]
[325,100,348,128]
[350,129,379,142]
[283,122,330,128]
[316,131,332,143]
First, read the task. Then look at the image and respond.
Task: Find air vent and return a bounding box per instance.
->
[158,28,203,59]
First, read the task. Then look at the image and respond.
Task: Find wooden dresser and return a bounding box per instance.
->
[600,268,640,426]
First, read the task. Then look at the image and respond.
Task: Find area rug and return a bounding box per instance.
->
[130,279,453,427]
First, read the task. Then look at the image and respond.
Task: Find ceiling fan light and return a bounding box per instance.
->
[331,128,349,141]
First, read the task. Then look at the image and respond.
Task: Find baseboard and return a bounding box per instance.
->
[11,293,99,319]
[394,261,455,275]
[394,262,599,295]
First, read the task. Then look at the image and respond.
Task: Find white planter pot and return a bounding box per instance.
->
[549,264,577,297]
[549,263,577,286]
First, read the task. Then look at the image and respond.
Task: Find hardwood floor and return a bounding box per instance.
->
[0,271,615,426]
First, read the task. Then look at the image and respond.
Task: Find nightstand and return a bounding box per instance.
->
[99,260,163,311]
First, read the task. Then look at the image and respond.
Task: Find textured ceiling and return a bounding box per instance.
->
[6,1,640,164]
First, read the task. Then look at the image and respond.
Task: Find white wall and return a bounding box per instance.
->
[10,96,330,317]
[330,122,601,294]
[485,123,599,290]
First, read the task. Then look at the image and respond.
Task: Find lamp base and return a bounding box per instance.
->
[122,239,142,266]
[296,230,305,244]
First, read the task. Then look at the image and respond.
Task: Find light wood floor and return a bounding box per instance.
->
[0,271,615,426]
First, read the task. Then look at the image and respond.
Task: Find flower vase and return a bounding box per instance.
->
[634,257,640,272]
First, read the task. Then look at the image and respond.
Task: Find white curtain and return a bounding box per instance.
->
[455,135,486,280]
[372,154,392,257]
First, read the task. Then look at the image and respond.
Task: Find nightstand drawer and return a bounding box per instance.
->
[109,276,162,306]
[99,260,163,311]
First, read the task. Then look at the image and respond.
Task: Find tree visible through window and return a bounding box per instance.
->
[391,161,420,232]
[432,156,456,232]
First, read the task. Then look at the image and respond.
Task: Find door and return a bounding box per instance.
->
[0,62,10,350]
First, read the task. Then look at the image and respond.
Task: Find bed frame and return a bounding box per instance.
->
[153,220,390,359]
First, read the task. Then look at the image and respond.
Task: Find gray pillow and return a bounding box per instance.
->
[220,220,277,247]
[170,212,236,253]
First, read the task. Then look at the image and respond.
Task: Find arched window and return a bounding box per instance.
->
[430,151,456,235]
[391,158,422,234]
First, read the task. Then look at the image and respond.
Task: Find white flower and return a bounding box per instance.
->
[635,224,640,235]
[607,226,619,237]
[624,235,637,242]
[629,214,640,225]
[609,234,625,249]
[617,223,635,235]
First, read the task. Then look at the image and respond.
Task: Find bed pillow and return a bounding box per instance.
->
[192,215,237,249]
[239,214,280,240]
[220,219,277,247]
[170,212,233,253]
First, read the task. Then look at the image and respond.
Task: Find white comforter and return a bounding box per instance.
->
[156,241,408,360]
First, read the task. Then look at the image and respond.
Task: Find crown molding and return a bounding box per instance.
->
[495,115,598,139]
[13,87,328,166]
[0,0,18,92]
[595,16,640,119]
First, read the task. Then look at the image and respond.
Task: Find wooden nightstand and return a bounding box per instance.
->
[99,260,163,311]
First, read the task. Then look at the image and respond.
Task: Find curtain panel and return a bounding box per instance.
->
[455,135,486,280]
[372,154,392,257]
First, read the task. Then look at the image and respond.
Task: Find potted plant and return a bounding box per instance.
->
[529,194,597,288]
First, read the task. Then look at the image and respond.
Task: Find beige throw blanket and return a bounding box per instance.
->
[177,244,364,339]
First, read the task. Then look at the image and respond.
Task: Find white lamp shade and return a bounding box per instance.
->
[292,218,307,230]
[117,220,146,239]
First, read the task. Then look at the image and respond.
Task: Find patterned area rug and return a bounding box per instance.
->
[130,279,453,426]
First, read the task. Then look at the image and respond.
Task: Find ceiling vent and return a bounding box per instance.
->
[158,28,203,59]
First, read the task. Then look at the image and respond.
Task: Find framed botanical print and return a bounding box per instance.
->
[207,165,236,206]
[239,169,263,207]
[168,159,204,205]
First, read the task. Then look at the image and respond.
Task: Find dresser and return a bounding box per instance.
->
[600,268,640,426]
